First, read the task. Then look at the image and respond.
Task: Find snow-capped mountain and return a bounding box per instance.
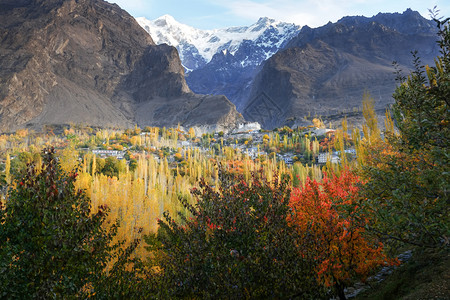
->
[136,15,301,72]
[136,15,301,108]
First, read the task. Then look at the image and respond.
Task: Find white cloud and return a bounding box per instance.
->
[107,0,450,29]
[215,0,444,27]
[216,0,357,27]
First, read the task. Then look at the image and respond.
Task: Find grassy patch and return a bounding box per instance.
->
[355,249,449,300]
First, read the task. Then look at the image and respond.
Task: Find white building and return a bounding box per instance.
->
[92,149,124,159]
[317,153,340,164]
[233,122,261,133]
[311,128,336,136]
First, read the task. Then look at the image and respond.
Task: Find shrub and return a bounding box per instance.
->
[146,169,325,299]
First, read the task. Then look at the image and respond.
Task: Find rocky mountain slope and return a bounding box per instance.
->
[242,9,439,129]
[137,16,300,109]
[0,0,243,132]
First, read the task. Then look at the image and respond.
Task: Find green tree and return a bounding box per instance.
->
[101,156,120,178]
[129,158,138,173]
[360,16,449,249]
[0,148,148,299]
[10,151,34,176]
[146,170,324,299]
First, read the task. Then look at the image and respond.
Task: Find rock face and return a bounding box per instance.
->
[185,48,258,112]
[137,16,301,109]
[243,9,439,129]
[0,0,243,132]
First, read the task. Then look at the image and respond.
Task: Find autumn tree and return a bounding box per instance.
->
[58,145,79,174]
[289,170,396,300]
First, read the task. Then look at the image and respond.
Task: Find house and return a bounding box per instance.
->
[311,128,336,136]
[233,122,261,134]
[92,149,124,159]
[317,153,340,164]
[284,157,293,165]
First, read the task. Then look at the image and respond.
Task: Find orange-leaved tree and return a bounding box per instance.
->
[289,170,397,300]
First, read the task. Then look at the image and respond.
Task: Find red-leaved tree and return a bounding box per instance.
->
[289,170,398,299]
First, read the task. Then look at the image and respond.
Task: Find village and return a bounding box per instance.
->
[76,121,357,170]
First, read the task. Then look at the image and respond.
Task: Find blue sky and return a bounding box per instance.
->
[108,0,450,29]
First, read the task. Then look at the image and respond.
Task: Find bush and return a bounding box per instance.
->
[146,169,325,299]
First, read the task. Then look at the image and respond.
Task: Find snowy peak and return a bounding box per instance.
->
[153,14,176,25]
[252,17,277,31]
[136,15,203,50]
[136,15,301,72]
[136,15,302,109]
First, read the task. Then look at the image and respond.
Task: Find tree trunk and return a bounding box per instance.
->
[335,283,347,300]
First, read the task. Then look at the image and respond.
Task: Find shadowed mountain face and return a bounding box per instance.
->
[0,0,243,132]
[243,9,439,129]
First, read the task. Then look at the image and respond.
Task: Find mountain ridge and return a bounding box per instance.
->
[243,9,438,129]
[137,15,301,109]
[137,15,301,72]
[0,0,243,132]
[136,10,439,121]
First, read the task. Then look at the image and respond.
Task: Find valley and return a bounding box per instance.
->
[0,1,448,299]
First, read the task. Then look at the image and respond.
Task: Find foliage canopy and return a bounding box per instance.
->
[146,169,325,299]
